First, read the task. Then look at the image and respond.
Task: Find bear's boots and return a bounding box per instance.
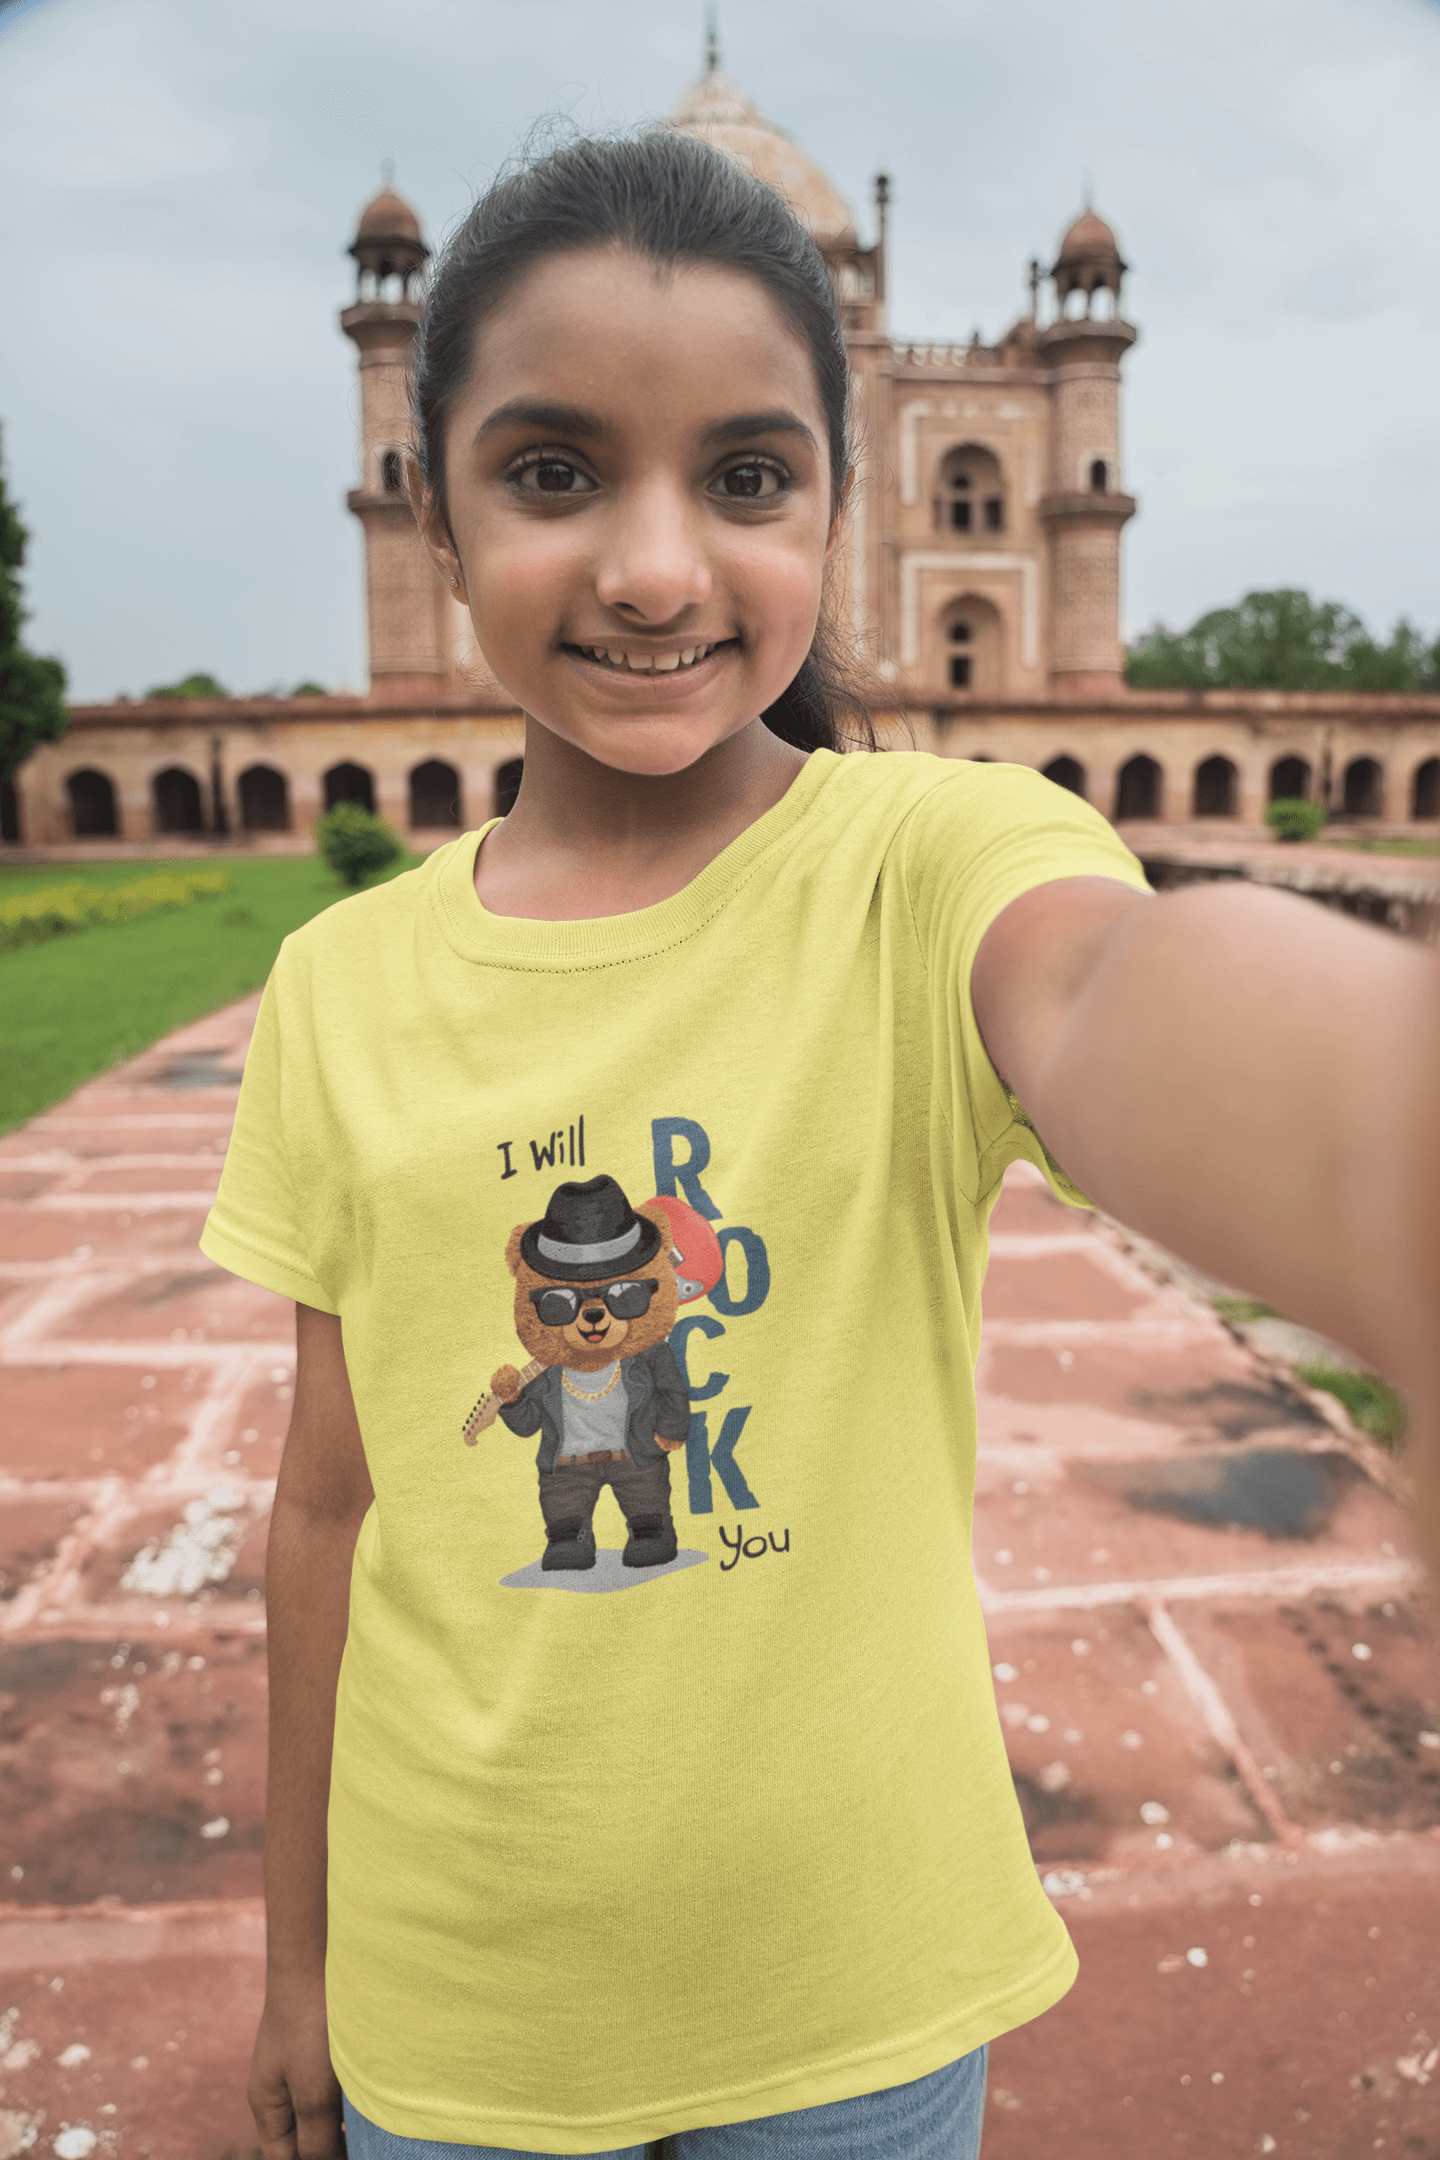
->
[623,1514,678,1569]
[542,1519,596,1572]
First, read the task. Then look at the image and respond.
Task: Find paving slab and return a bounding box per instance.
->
[2,992,1438,2157]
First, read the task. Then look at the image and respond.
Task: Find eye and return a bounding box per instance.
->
[712,460,787,502]
[510,453,597,497]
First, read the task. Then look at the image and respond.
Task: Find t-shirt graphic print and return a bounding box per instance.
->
[466,1146,762,1589]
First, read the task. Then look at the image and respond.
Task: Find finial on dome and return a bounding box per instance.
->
[704,4,720,72]
[382,157,394,187]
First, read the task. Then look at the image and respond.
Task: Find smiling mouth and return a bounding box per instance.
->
[564,640,732,674]
[580,1325,610,1343]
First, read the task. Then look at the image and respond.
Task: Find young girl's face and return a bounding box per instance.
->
[422,245,841,777]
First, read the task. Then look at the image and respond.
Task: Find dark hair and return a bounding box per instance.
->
[412,128,873,753]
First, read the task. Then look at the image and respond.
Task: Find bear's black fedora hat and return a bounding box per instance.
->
[520,1175,663,1284]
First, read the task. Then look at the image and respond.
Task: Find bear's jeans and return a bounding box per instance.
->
[342,2044,988,2158]
[539,1450,673,1538]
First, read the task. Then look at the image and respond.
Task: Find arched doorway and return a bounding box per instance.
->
[1043,755,1086,799]
[409,759,462,828]
[494,759,524,817]
[1412,758,1440,821]
[1341,757,1384,818]
[239,765,290,832]
[324,762,375,813]
[1115,754,1161,821]
[152,766,203,834]
[1269,755,1311,802]
[1193,756,1237,818]
[67,769,117,837]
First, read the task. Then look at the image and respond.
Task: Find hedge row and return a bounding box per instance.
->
[0,869,229,952]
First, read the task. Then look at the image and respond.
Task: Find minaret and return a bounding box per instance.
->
[1037,208,1138,696]
[340,184,451,696]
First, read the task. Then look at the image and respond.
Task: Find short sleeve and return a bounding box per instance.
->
[901,761,1152,1208]
[199,964,339,1312]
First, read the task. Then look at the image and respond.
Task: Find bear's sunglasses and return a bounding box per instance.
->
[528,1278,659,1328]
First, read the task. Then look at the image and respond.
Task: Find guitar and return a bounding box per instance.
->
[462,1359,543,1446]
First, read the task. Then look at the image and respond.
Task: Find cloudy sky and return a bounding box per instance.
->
[1,0,1436,701]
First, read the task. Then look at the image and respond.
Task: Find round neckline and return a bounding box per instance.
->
[432,747,841,971]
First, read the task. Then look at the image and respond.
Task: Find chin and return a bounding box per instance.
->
[570,711,762,778]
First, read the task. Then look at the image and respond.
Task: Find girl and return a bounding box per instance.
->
[203,131,1435,2160]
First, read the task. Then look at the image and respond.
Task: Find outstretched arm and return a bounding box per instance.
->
[973,876,1436,1442]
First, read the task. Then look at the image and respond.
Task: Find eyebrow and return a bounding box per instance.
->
[474,399,608,444]
[698,409,820,454]
[472,399,820,456]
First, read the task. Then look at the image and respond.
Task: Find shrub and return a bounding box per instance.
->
[1265,797,1327,843]
[316,802,403,888]
[0,869,227,951]
[1296,1361,1407,1448]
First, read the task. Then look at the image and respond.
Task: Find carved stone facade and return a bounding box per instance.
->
[8,50,1438,847]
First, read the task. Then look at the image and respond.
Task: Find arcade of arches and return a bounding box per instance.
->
[926,738,1440,828]
[15,721,1440,843]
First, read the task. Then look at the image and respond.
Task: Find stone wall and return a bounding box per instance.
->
[7,687,1439,848]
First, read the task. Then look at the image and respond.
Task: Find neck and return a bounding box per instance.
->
[474,716,808,922]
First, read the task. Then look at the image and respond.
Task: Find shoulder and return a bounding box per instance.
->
[887,755,1146,893]
[270,837,467,991]
[808,747,1088,849]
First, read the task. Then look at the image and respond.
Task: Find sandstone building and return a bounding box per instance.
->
[10,44,1438,846]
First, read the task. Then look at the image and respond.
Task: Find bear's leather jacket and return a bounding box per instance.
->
[498,1340,690,1472]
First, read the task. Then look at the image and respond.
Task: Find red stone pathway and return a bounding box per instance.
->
[1,998,1438,2159]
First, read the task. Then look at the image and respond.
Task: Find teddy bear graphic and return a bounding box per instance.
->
[467,1174,721,1574]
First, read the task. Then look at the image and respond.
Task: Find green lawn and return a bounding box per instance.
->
[0,851,423,1133]
[1330,836,1440,858]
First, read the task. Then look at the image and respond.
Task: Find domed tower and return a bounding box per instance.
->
[1038,207,1138,696]
[668,39,885,332]
[340,184,454,696]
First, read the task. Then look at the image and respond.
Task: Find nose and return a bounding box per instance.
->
[582,1305,606,1325]
[594,475,712,624]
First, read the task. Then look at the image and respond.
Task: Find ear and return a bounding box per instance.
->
[504,1223,530,1278]
[407,459,468,605]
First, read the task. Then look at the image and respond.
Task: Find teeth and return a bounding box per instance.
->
[580,642,720,670]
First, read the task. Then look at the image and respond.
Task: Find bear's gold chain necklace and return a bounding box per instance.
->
[563,1361,621,1402]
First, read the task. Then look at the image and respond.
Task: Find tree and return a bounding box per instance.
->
[145,671,229,700]
[0,429,68,783]
[1127,588,1440,693]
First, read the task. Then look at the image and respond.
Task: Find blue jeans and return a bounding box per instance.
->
[342,2045,988,2158]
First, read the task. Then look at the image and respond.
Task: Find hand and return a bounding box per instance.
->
[657,1434,686,1453]
[491,1364,522,1403]
[248,1972,343,2160]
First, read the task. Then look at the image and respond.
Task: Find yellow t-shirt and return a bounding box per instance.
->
[201,750,1149,2153]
